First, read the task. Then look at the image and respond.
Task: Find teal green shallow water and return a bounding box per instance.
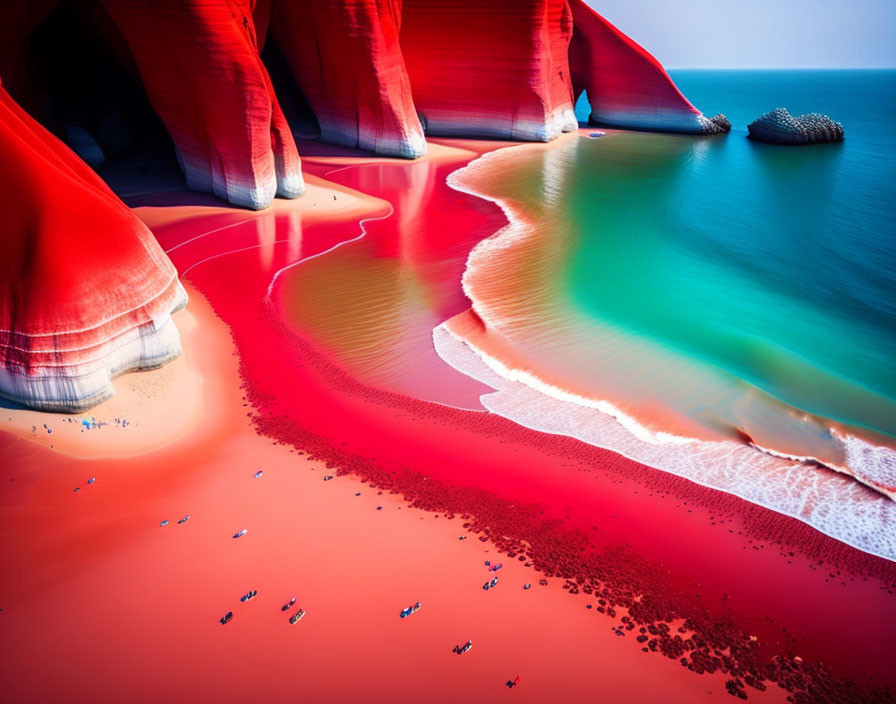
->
[567,70,896,444]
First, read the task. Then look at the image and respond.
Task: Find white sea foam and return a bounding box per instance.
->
[434,324,896,561]
[837,430,896,498]
[436,137,896,561]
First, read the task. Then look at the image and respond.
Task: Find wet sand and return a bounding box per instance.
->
[0,284,775,704]
[1,138,894,703]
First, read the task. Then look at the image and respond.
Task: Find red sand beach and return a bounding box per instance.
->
[1,136,894,703]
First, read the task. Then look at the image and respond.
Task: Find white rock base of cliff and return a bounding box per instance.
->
[0,282,189,413]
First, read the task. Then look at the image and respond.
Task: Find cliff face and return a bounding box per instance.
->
[401,0,578,141]
[0,0,727,411]
[568,0,722,134]
[99,0,304,210]
[1,0,724,205]
[0,84,186,411]
[270,0,426,158]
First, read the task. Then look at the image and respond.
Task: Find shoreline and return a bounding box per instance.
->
[0,282,783,704]
[435,128,896,554]
[2,138,894,702]
[205,140,894,695]
[0,286,229,460]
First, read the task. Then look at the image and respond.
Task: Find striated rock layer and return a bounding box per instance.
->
[269,0,426,158]
[0,84,186,411]
[568,0,724,134]
[99,0,303,209]
[0,0,738,415]
[748,107,844,145]
[401,0,578,141]
[3,0,730,195]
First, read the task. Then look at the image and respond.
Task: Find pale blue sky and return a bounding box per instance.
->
[589,0,896,68]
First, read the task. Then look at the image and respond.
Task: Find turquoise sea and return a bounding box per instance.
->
[564,70,896,450]
[438,70,896,555]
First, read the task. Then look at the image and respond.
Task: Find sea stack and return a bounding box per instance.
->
[747,108,844,144]
[0,85,186,412]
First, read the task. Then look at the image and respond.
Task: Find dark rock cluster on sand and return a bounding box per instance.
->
[747,108,843,144]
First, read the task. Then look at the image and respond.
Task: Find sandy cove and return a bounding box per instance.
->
[1,137,894,703]
[0,282,769,704]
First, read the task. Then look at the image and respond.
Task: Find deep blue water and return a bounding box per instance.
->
[565,70,896,440]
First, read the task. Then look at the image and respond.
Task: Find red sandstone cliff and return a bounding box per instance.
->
[402,0,578,141]
[269,0,426,158]
[99,0,304,210]
[0,83,186,411]
[0,0,728,411]
[568,0,721,134]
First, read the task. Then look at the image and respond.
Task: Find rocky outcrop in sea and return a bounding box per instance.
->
[747,108,843,145]
[702,113,731,134]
